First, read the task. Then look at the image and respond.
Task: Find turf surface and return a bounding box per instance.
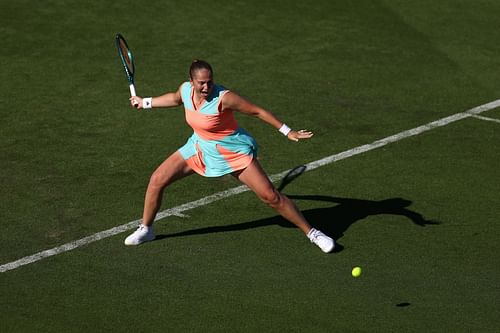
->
[1,0,499,331]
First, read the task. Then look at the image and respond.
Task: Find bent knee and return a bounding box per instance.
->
[258,188,282,207]
[148,171,169,189]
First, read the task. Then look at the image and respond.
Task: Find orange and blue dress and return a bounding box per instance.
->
[178,82,258,177]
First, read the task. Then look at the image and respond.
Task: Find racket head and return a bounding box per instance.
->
[115,33,135,85]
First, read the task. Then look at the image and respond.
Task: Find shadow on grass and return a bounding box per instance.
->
[156,165,439,252]
[155,194,439,252]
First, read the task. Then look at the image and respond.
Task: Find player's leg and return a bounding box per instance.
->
[233,159,311,233]
[142,151,194,226]
[234,159,334,252]
[125,151,194,245]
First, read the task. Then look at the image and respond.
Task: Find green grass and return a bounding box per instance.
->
[1,0,499,331]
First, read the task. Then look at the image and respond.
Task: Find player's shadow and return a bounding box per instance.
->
[156,165,439,251]
[156,195,439,252]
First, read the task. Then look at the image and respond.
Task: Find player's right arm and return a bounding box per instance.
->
[130,84,183,109]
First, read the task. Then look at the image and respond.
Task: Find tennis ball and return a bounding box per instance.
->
[352,266,362,278]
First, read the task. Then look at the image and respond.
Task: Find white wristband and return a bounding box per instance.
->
[278,124,291,136]
[143,97,153,109]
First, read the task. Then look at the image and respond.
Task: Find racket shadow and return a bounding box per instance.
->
[277,165,307,191]
[155,194,439,252]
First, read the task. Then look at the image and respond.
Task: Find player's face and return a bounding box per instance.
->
[191,69,214,99]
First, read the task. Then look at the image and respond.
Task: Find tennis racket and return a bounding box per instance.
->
[115,33,138,107]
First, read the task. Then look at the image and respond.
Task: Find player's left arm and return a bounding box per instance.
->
[222,91,313,142]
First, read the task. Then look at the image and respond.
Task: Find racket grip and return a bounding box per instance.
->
[129,84,137,97]
[129,84,139,107]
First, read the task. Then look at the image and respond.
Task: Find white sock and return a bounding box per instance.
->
[307,228,317,239]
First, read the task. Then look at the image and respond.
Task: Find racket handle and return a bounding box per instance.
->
[129,84,137,97]
[129,84,139,107]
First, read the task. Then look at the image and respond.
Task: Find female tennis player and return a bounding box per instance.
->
[124,60,334,253]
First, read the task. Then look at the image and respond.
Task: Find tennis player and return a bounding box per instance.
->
[124,60,334,253]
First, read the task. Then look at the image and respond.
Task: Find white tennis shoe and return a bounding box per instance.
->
[124,225,155,245]
[307,228,335,253]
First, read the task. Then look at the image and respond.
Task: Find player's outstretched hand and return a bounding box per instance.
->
[287,129,314,142]
[130,96,143,109]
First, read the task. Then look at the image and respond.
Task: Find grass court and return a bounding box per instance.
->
[1,0,499,331]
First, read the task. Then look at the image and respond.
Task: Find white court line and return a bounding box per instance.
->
[1,99,500,273]
[471,114,500,124]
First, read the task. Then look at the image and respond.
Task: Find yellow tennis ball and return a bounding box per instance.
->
[352,266,362,277]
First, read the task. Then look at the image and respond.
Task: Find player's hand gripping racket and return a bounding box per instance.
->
[115,33,139,107]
